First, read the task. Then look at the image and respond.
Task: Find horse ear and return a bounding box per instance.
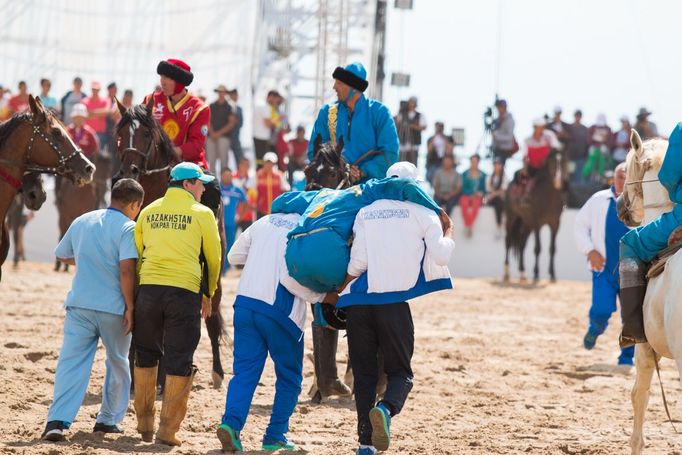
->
[630,129,643,157]
[28,94,46,122]
[145,95,154,113]
[313,134,323,157]
[115,97,127,117]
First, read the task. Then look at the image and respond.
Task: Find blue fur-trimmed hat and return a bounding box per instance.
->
[332,62,368,92]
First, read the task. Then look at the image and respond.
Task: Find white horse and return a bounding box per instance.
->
[619,129,680,454]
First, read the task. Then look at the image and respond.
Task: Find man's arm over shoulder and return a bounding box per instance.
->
[420,209,455,266]
[363,177,441,215]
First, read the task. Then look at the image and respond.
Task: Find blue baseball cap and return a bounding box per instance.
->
[170,162,215,183]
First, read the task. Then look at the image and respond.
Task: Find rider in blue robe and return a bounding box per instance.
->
[619,123,682,347]
[307,62,399,182]
[271,177,443,293]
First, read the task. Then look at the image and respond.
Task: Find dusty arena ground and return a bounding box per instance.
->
[1,263,681,454]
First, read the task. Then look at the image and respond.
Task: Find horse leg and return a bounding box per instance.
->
[519,232,528,283]
[503,229,510,283]
[205,287,225,389]
[533,228,541,283]
[549,224,558,283]
[630,343,656,455]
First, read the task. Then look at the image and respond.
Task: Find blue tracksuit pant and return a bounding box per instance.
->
[47,307,131,426]
[221,307,304,440]
[589,271,634,364]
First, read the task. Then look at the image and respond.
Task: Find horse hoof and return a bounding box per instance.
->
[502,274,510,283]
[550,277,557,284]
[211,371,223,389]
[310,391,322,405]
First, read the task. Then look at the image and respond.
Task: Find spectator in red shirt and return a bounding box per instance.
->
[8,81,29,115]
[83,81,110,146]
[287,125,309,186]
[68,103,100,159]
[255,152,289,218]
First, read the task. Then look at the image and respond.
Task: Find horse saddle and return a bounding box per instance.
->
[647,226,682,279]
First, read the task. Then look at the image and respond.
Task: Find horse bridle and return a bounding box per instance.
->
[0,115,84,175]
[119,119,171,176]
[623,175,674,211]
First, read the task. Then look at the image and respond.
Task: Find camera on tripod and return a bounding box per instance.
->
[483,106,494,132]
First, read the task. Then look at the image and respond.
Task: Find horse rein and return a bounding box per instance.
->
[0,115,85,189]
[119,119,171,176]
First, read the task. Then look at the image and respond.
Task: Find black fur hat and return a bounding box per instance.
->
[157,59,193,86]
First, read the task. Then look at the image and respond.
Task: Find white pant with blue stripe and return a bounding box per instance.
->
[47,307,131,427]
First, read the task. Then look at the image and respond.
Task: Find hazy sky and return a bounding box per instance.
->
[382,0,680,160]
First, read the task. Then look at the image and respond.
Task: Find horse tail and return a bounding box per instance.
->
[507,214,529,260]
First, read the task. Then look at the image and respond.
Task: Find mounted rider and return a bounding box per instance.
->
[145,58,221,214]
[619,125,682,348]
[307,62,399,183]
[145,59,210,170]
[513,118,560,201]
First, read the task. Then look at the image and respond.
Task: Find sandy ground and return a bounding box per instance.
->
[1,263,681,454]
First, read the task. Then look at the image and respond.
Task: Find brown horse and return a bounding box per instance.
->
[54,177,98,272]
[0,95,95,280]
[114,99,228,388]
[503,149,566,283]
[5,173,47,267]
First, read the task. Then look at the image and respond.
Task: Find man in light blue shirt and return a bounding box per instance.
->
[41,179,144,442]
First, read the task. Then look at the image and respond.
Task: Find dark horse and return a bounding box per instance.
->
[304,136,387,403]
[114,98,228,388]
[504,149,566,283]
[0,95,95,280]
[6,173,47,267]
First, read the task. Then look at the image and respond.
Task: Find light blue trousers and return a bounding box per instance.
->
[47,307,131,427]
[221,307,303,440]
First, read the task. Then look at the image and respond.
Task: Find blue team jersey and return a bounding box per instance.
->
[221,183,247,226]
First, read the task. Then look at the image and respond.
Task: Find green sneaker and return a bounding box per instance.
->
[369,403,391,451]
[262,435,295,451]
[217,424,243,452]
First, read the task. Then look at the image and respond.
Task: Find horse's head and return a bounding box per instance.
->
[115,97,176,181]
[617,129,671,227]
[23,95,95,185]
[304,135,350,190]
[21,172,46,211]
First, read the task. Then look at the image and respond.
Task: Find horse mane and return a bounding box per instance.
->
[116,104,176,163]
[0,113,31,149]
[314,141,344,167]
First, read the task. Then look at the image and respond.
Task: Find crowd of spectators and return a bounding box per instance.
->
[400,96,663,239]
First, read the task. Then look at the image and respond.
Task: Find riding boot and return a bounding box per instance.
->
[619,257,648,348]
[133,366,158,442]
[156,367,197,446]
[312,324,351,397]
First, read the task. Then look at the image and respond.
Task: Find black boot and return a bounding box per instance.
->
[312,323,351,398]
[619,284,647,348]
[619,255,647,348]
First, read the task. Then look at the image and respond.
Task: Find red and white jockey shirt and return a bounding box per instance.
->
[67,124,99,159]
[525,130,560,169]
[145,91,210,170]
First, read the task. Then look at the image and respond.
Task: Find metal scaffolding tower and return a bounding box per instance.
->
[253,0,376,129]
